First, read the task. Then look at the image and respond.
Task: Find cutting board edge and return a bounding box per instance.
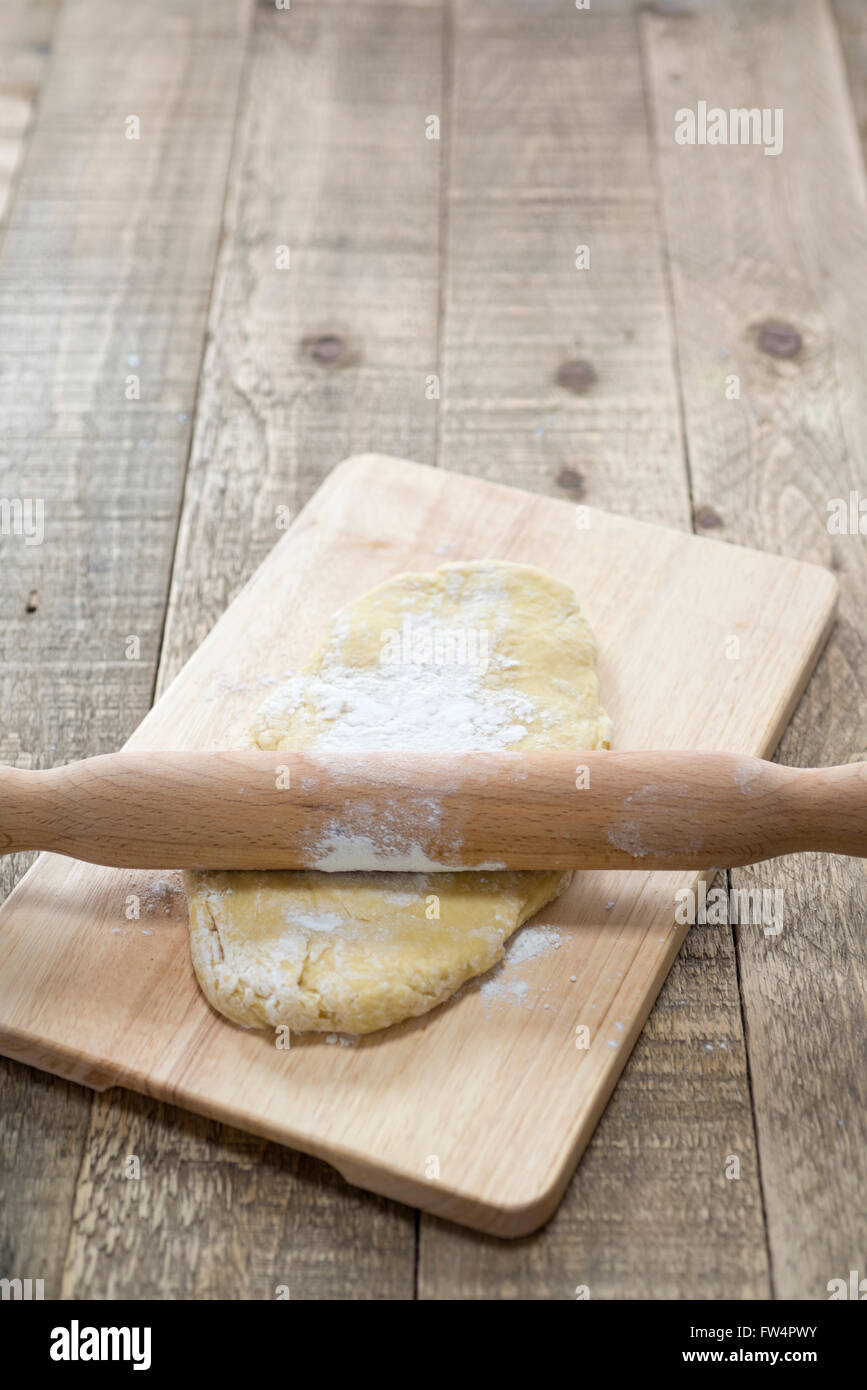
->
[336,453,843,599]
[0,1015,119,1092]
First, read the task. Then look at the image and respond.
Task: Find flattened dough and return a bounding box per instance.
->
[184,562,611,1034]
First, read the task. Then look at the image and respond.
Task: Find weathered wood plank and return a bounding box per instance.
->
[833,1,867,157]
[436,0,689,528]
[419,0,768,1297]
[0,0,252,1298]
[643,0,867,1298]
[59,1091,416,1300]
[62,0,445,1299]
[0,0,61,226]
[157,0,447,684]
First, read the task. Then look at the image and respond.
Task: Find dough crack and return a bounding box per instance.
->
[202,900,225,965]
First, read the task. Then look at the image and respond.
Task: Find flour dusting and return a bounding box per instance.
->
[476,924,563,1011]
[286,908,344,934]
[247,578,553,757]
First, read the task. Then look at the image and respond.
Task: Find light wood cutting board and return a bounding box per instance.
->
[0,455,839,1236]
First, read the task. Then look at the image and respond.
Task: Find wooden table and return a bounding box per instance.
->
[1,0,864,1300]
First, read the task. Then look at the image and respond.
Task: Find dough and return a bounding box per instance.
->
[184,562,611,1034]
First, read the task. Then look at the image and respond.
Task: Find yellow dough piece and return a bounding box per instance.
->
[184,561,611,1034]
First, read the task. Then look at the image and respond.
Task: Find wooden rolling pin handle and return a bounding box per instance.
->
[0,750,865,870]
[778,760,867,858]
[0,766,47,854]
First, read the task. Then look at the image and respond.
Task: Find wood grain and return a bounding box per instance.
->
[60,0,447,1299]
[642,0,867,1298]
[2,0,863,1301]
[157,0,446,685]
[0,456,838,1240]
[419,0,769,1297]
[58,1090,416,1301]
[0,0,253,1299]
[5,749,866,871]
[437,0,689,527]
[832,0,867,155]
[0,0,61,226]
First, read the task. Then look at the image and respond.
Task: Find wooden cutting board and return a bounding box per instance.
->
[0,455,838,1236]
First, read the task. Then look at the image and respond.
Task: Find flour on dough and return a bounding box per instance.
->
[184,561,611,1034]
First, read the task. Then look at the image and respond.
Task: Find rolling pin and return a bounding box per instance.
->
[0,749,864,871]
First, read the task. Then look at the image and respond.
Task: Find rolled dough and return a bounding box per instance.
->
[184,561,611,1034]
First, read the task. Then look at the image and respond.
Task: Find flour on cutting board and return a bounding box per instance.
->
[110,875,184,939]
[472,924,565,1012]
[140,876,181,914]
[110,874,184,927]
